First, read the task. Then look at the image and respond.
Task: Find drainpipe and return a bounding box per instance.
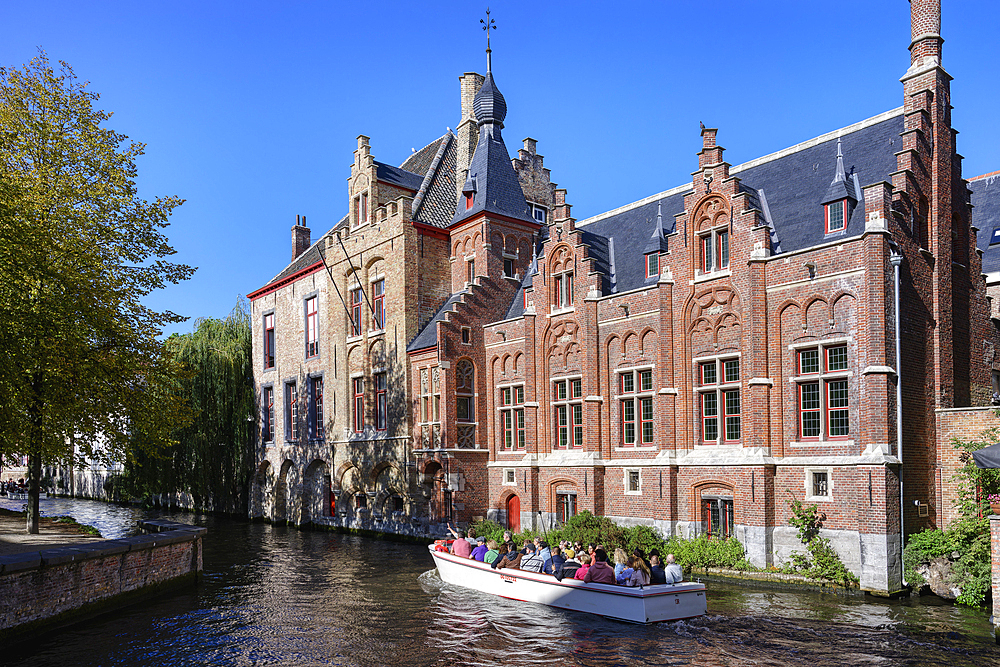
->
[890,250,904,578]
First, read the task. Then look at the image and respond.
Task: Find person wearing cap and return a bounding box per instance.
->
[470,536,488,561]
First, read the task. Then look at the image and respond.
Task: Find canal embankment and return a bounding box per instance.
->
[0,518,204,641]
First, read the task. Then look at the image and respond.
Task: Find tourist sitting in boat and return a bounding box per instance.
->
[582,549,616,584]
[554,551,579,581]
[648,554,667,584]
[543,545,565,575]
[470,536,488,562]
[535,539,551,566]
[573,553,591,580]
[664,554,684,584]
[448,528,472,558]
[501,530,517,554]
[484,540,500,565]
[613,548,629,581]
[633,548,651,572]
[623,555,652,587]
[490,543,511,568]
[496,541,533,570]
[519,543,547,573]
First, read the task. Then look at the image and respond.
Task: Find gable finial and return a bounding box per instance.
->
[481,8,496,72]
[833,137,846,184]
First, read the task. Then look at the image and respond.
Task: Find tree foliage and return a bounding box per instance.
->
[122,300,257,513]
[0,52,194,531]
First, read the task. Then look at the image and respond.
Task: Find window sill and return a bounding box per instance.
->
[624,491,642,496]
[805,495,834,502]
[346,334,363,344]
[791,439,854,447]
[693,269,731,284]
[367,328,385,337]
[550,306,575,316]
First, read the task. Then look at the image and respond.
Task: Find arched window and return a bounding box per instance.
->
[455,359,475,422]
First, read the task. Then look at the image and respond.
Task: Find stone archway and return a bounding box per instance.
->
[301,459,331,525]
[251,460,272,519]
[275,460,294,523]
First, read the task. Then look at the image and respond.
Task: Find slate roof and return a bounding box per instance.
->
[406,293,465,352]
[412,135,459,229]
[971,172,1000,275]
[374,161,423,192]
[563,109,905,300]
[262,214,350,288]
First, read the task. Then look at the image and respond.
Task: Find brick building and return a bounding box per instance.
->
[248,0,1000,595]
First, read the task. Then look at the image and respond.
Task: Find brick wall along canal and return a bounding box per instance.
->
[2,497,998,667]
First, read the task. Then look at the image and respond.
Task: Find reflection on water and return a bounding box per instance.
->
[1,497,998,667]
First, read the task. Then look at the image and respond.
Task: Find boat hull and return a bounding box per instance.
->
[429,546,707,624]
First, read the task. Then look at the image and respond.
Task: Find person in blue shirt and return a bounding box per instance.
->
[543,545,565,575]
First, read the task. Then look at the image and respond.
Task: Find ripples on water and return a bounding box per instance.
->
[2,497,999,667]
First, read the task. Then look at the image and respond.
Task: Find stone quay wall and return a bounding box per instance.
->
[0,520,204,640]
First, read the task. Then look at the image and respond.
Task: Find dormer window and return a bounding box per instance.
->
[645,252,659,279]
[465,193,474,210]
[825,199,847,234]
[532,204,546,224]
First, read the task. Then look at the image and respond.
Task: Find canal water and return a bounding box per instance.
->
[2,496,998,666]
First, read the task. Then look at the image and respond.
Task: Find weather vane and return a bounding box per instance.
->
[481,8,496,72]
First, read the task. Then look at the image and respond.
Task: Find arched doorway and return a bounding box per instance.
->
[506,494,520,533]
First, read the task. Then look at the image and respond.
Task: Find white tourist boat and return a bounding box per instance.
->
[429,545,707,624]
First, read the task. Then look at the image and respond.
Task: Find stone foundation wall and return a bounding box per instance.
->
[0,520,204,640]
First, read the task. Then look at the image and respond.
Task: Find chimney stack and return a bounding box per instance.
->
[292,214,311,260]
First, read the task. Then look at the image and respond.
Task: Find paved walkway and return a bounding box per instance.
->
[0,512,104,557]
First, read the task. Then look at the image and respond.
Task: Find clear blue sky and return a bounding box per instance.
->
[5,1,998,336]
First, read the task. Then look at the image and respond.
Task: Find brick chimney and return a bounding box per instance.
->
[292,214,311,260]
[455,72,485,204]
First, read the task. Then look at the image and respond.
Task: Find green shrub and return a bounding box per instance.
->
[785,494,858,586]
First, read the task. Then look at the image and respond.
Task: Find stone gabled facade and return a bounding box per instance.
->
[249,0,1000,595]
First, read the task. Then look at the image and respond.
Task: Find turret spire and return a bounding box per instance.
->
[481,8,496,73]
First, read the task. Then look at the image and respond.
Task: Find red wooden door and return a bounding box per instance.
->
[507,495,520,533]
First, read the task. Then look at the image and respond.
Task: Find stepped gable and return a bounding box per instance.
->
[407,293,464,352]
[449,71,533,227]
[972,172,1000,274]
[569,109,904,298]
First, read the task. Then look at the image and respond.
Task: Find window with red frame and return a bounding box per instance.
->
[500,385,525,450]
[372,279,385,330]
[375,372,387,431]
[619,369,653,446]
[284,382,297,441]
[825,200,847,234]
[350,287,362,337]
[797,344,849,439]
[353,377,364,433]
[697,357,740,444]
[465,193,473,210]
[646,252,659,279]
[553,378,583,449]
[305,297,319,358]
[554,271,573,309]
[262,386,274,443]
[263,313,275,369]
[699,228,729,274]
[312,376,325,440]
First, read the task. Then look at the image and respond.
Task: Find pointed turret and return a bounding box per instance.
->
[643,201,670,255]
[449,25,532,227]
[821,139,858,205]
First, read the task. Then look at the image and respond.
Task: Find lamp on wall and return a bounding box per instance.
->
[804,261,817,280]
[618,303,630,318]
[496,330,506,341]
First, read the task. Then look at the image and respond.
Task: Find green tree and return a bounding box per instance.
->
[0,53,194,532]
[124,301,257,513]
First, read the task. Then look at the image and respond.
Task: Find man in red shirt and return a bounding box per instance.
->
[582,548,616,584]
[447,524,472,558]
